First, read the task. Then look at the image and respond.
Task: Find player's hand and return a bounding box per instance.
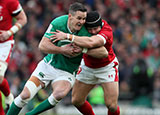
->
[61,44,80,58]
[50,30,67,43]
[71,43,82,54]
[0,30,10,41]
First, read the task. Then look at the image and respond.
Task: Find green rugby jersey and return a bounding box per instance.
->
[43,15,91,74]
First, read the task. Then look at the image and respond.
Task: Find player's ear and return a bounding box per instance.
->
[68,13,72,18]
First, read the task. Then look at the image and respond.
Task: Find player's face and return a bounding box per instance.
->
[69,11,87,32]
[87,26,101,35]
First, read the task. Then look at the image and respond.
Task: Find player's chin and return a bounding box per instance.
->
[76,26,82,31]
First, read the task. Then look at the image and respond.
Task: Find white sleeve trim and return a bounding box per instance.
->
[46,24,53,33]
[97,34,107,44]
[12,4,22,14]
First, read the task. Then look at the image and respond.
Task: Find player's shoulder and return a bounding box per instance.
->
[102,20,112,31]
[4,0,19,7]
[51,15,68,25]
[5,0,19,4]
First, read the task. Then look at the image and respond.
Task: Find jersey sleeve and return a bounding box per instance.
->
[43,21,56,39]
[98,25,113,45]
[7,0,22,15]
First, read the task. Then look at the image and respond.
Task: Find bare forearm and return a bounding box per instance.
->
[87,46,108,58]
[7,10,27,37]
[52,30,104,48]
[15,10,27,27]
[71,35,103,48]
[63,33,93,48]
[73,36,94,48]
[39,37,63,54]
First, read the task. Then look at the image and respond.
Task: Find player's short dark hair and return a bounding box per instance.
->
[85,11,102,28]
[69,2,87,15]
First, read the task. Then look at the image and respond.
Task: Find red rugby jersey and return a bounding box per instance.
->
[83,20,116,68]
[0,0,22,43]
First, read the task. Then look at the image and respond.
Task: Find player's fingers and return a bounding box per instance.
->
[50,32,57,34]
[56,30,61,32]
[0,30,3,34]
[50,34,56,38]
[50,38,54,41]
[73,49,81,53]
[0,37,4,41]
[51,39,59,43]
[0,35,3,39]
[50,38,56,41]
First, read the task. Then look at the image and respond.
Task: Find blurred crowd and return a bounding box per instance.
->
[6,0,160,110]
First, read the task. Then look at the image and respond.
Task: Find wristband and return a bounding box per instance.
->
[69,34,72,41]
[67,34,70,39]
[7,23,22,36]
[67,34,75,42]
[67,34,72,41]
[82,48,88,53]
[7,30,13,36]
[71,35,75,42]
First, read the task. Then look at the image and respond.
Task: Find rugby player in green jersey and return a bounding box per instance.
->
[7,2,108,115]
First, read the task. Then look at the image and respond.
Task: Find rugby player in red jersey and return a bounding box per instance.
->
[0,0,27,114]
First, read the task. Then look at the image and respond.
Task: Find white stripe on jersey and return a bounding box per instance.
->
[46,24,53,33]
[97,34,107,44]
[12,4,22,14]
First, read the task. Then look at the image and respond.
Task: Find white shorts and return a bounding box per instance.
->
[0,40,14,63]
[31,60,75,87]
[76,57,119,84]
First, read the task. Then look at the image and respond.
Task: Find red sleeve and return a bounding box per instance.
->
[98,20,113,44]
[7,0,20,15]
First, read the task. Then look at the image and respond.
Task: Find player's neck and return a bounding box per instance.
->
[67,21,76,33]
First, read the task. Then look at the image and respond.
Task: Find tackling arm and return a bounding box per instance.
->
[50,30,108,58]
[86,46,108,58]
[51,30,105,48]
[72,35,104,48]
